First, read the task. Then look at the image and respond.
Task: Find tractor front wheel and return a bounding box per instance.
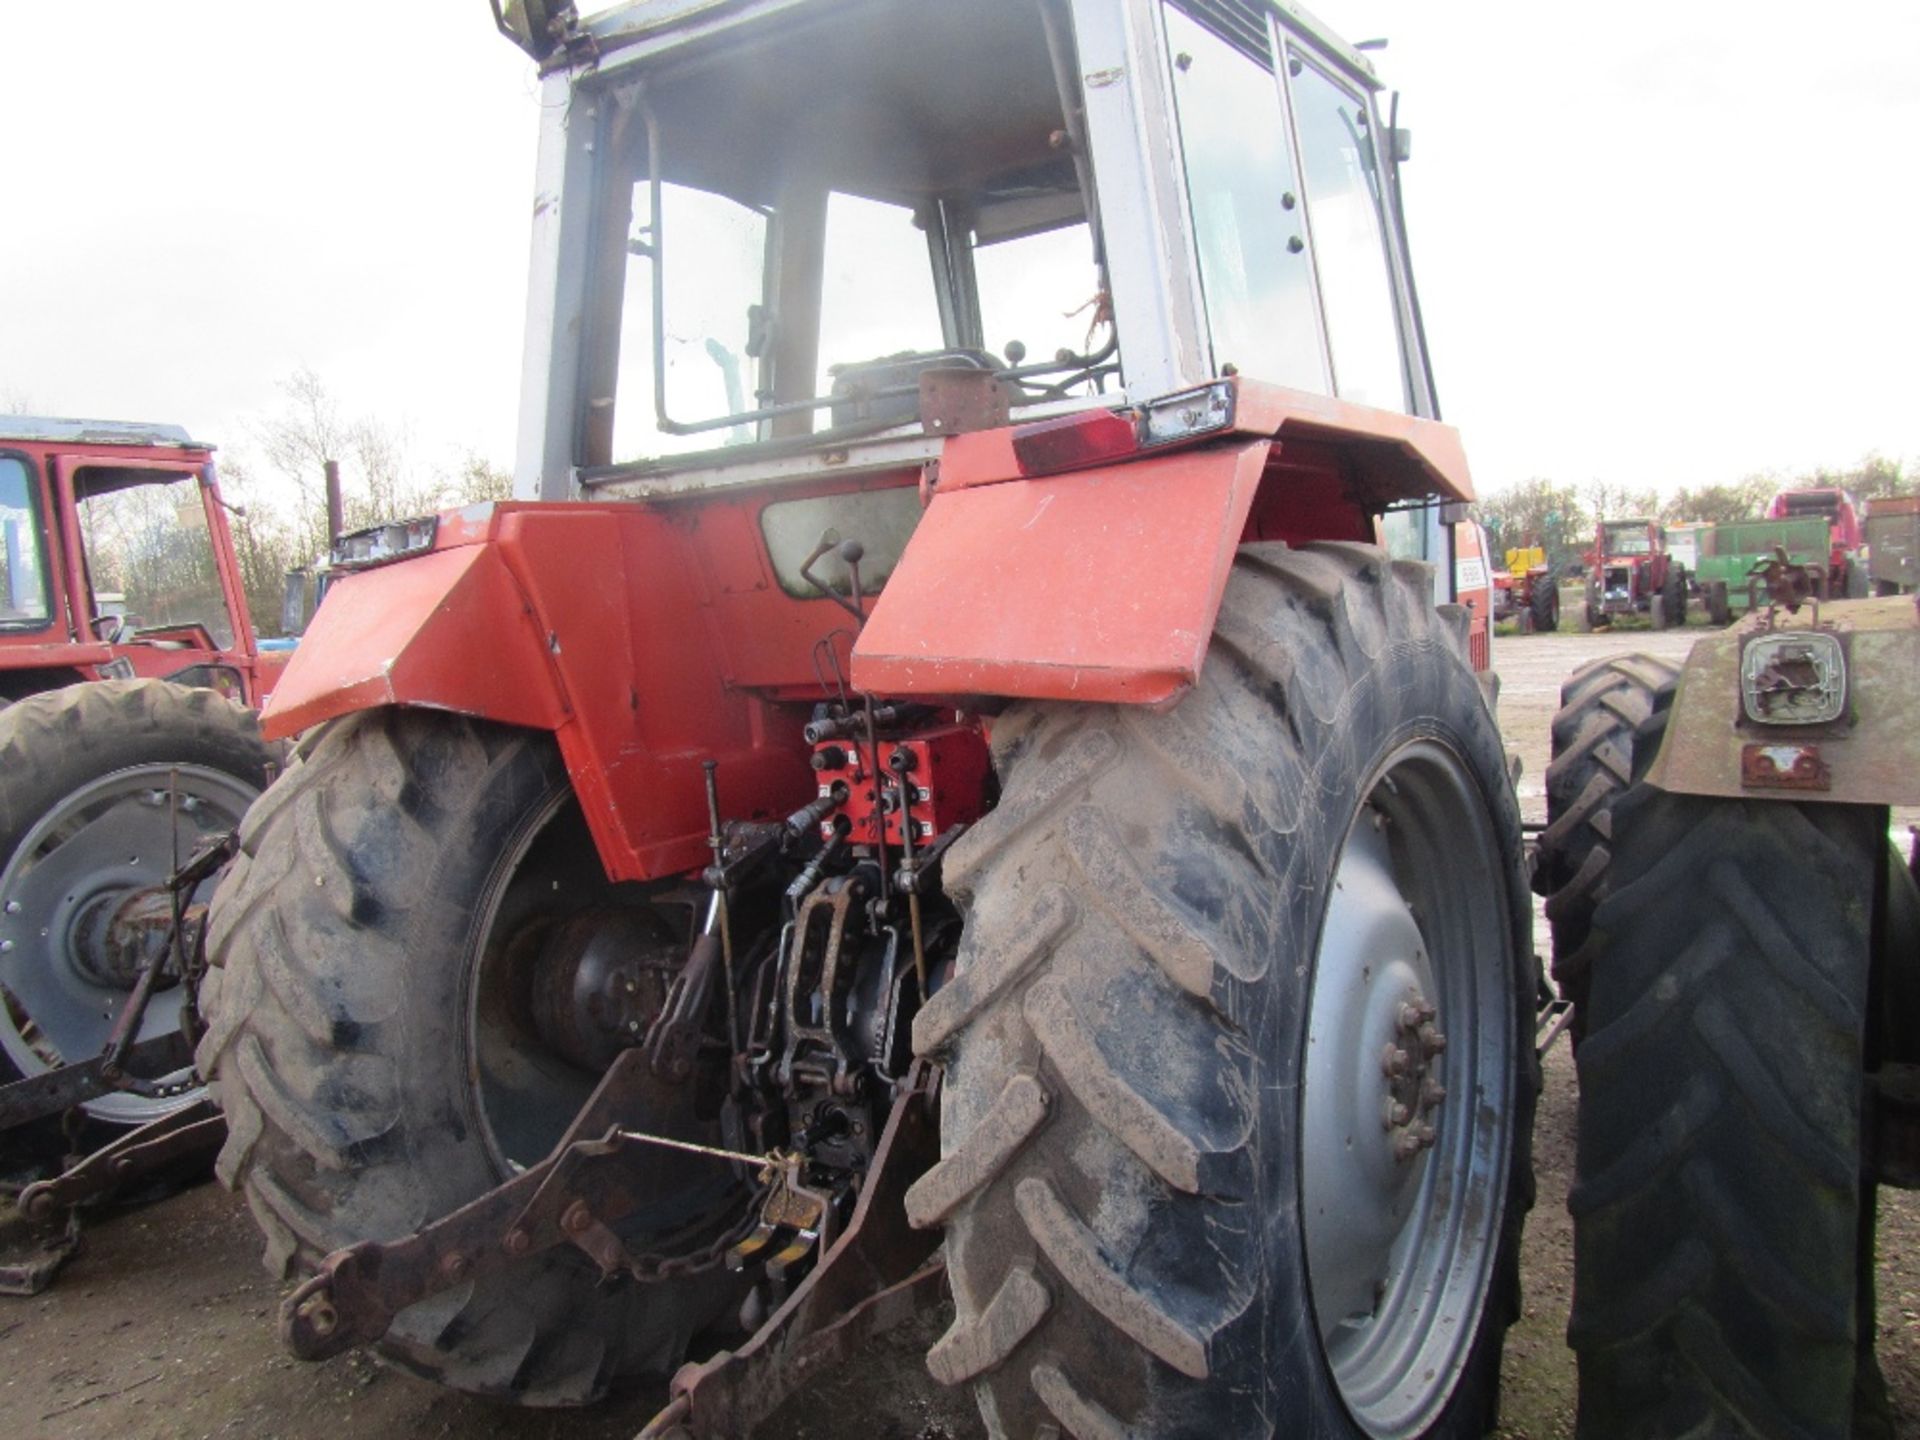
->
[200,709,742,1404]
[915,544,1536,1437]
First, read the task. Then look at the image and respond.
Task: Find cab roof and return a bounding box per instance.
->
[0,417,210,451]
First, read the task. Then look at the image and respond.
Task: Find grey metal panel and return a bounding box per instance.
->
[0,418,206,450]
[1070,0,1210,397]
[564,0,817,77]
[513,71,603,502]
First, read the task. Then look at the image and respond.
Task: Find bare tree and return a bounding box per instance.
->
[1476,478,1589,577]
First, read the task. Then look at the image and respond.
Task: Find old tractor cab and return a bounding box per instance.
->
[0,418,279,706]
[204,4,1533,1438]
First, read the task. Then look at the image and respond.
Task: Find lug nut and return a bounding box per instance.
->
[1381,1044,1411,1077]
[1420,1079,1447,1110]
[1385,1101,1412,1128]
[1417,1022,1448,1054]
[1392,1132,1424,1162]
[1397,1001,1434,1030]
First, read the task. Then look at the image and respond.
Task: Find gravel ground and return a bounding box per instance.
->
[2,616,1913,1439]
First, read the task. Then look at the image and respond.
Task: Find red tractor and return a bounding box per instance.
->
[1490,542,1557,632]
[1583,515,1685,629]
[200,4,1535,1436]
[1766,484,1868,597]
[0,419,279,1184]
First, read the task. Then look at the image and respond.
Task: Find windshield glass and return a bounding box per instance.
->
[76,473,233,648]
[593,0,1115,466]
[1777,492,1840,520]
[0,456,51,630]
[1602,524,1652,556]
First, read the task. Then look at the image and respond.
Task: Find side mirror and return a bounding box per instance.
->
[490,0,576,62]
[1389,128,1413,163]
[1438,500,1470,526]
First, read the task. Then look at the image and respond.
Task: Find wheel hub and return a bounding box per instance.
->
[1381,996,1445,1163]
[528,908,681,1072]
[67,885,177,990]
[1301,815,1440,1334]
[0,762,257,1124]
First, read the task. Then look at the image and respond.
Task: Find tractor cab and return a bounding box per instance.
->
[503,0,1449,562]
[0,419,278,705]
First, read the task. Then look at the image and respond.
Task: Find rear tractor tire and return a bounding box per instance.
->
[1565,786,1899,1439]
[1532,653,1678,1022]
[914,543,1538,1438]
[0,680,275,1136]
[200,709,742,1404]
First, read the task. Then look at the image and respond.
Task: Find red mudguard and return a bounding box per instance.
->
[853,380,1474,705]
[261,505,812,884]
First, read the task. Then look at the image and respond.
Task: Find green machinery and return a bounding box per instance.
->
[1689,515,1831,624]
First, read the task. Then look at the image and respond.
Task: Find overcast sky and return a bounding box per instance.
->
[3,1,1915,499]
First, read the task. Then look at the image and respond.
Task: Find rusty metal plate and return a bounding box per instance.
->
[1739,742,1831,791]
[918,369,1009,436]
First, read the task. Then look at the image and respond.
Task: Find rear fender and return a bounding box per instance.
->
[853,380,1474,706]
[262,506,811,883]
[261,543,565,740]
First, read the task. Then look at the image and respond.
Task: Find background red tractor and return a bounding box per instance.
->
[1583,515,1686,629]
[0,418,279,1197]
[1767,483,1868,597]
[199,3,1537,1437]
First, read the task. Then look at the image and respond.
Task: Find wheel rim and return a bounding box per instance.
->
[461,786,743,1247]
[1300,739,1516,1438]
[0,763,258,1124]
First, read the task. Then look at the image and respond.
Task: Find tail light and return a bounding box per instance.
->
[1010,381,1237,478]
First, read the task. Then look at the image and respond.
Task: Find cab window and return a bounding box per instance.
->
[1164,5,1327,392]
[0,456,52,630]
[75,472,234,648]
[1286,53,1407,410]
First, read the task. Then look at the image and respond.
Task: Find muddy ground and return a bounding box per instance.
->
[4,619,1915,1439]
